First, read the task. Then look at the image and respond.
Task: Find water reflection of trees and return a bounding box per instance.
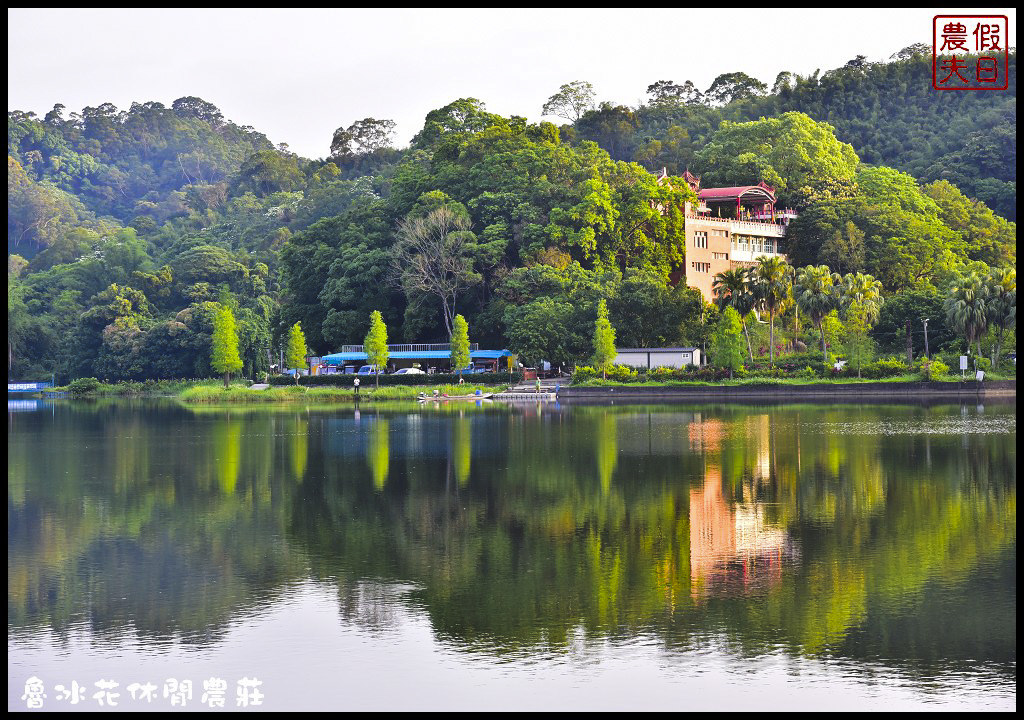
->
[8,404,308,642]
[290,403,1015,669]
[7,402,1015,674]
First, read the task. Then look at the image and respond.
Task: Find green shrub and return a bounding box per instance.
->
[692,366,732,382]
[606,364,640,382]
[68,377,101,396]
[916,357,949,381]
[572,365,597,382]
[861,358,907,379]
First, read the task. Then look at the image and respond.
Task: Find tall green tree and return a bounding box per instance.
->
[693,112,859,207]
[944,272,989,361]
[211,304,243,388]
[712,267,755,360]
[330,118,397,158]
[923,180,1016,267]
[795,265,840,361]
[8,273,31,376]
[838,272,883,377]
[984,268,1016,367]
[840,272,885,323]
[364,310,389,388]
[542,81,596,122]
[285,322,307,385]
[705,72,769,105]
[712,306,745,379]
[592,299,617,380]
[451,314,471,379]
[844,300,875,378]
[818,221,866,275]
[751,257,793,364]
[391,205,480,338]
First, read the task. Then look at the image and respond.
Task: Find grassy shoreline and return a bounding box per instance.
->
[39,373,1014,400]
[42,378,509,401]
[177,383,502,403]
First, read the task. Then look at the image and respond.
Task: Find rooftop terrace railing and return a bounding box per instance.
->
[338,343,480,353]
[686,215,788,237]
[686,212,792,225]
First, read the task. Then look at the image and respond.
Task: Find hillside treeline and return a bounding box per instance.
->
[7,50,1016,380]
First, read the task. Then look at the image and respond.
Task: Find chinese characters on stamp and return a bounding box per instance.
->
[933,15,1009,90]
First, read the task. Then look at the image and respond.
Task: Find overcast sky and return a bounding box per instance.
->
[7,8,1017,159]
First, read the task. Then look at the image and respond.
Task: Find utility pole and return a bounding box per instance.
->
[922,318,930,359]
[905,320,913,365]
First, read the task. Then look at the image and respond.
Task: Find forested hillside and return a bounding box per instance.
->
[7,50,1016,381]
[573,48,1016,219]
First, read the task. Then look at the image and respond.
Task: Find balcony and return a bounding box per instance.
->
[687,213,787,238]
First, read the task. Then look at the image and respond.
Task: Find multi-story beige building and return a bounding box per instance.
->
[658,170,797,302]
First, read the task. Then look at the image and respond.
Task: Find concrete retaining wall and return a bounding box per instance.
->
[558,380,1015,402]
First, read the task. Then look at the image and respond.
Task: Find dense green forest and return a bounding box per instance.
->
[7,49,1016,381]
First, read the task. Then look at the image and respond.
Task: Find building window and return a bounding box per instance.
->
[693,231,708,249]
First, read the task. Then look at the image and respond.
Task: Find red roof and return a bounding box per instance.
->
[697,183,776,202]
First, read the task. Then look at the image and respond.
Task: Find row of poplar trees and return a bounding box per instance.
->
[211,305,307,387]
[363,310,472,388]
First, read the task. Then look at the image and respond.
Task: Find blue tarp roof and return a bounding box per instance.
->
[322,349,512,365]
[471,349,513,360]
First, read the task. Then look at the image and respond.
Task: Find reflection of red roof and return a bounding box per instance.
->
[698,183,776,202]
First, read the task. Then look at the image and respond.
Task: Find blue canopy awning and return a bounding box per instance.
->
[321,349,512,365]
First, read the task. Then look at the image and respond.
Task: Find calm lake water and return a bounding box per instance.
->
[8,399,1016,711]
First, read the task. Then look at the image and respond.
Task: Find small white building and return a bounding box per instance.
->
[614,347,701,370]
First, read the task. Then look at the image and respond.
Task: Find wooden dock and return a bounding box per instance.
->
[492,380,561,401]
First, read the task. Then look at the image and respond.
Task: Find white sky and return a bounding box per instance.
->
[7,8,1017,159]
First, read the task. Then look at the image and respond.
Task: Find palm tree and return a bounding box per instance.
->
[794,265,840,360]
[984,267,1015,367]
[751,256,793,364]
[713,267,755,361]
[840,272,885,323]
[944,272,989,361]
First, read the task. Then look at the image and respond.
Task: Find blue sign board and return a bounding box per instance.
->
[7,382,53,392]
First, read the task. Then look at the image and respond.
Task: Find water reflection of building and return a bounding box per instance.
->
[689,472,796,599]
[8,399,44,413]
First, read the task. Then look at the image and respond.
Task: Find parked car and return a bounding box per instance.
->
[357,365,383,375]
[394,367,425,375]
